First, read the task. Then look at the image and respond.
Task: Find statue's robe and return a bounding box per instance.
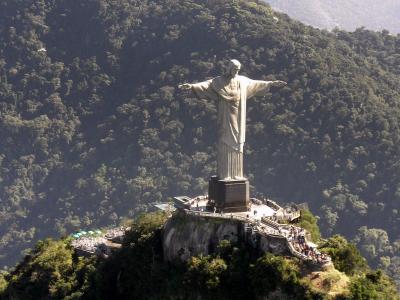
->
[191,75,273,180]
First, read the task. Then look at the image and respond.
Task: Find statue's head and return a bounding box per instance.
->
[226,59,241,78]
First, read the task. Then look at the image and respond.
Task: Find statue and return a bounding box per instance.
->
[179,59,286,181]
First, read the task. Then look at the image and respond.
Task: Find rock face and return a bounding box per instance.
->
[162,212,290,261]
[259,234,289,255]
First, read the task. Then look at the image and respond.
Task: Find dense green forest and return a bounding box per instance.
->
[2,0,400,288]
[1,212,399,299]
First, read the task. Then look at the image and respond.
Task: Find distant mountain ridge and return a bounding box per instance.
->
[264,0,400,33]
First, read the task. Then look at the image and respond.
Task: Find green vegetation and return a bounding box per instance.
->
[250,253,317,299]
[320,235,368,276]
[298,209,322,242]
[346,270,399,300]
[2,239,97,299]
[1,212,398,299]
[0,271,8,294]
[1,0,400,288]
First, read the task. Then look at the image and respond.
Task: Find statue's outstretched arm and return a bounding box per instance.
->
[246,78,287,99]
[178,79,216,100]
[270,80,287,87]
[178,83,192,90]
[178,79,213,90]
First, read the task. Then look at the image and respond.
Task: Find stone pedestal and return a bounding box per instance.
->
[208,176,249,212]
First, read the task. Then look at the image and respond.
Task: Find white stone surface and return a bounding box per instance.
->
[179,60,286,180]
[233,203,276,220]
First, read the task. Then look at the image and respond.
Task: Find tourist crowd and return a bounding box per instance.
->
[283,225,330,265]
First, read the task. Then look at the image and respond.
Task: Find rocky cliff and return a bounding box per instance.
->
[162,212,290,261]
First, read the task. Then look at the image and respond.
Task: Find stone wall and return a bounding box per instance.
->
[259,234,291,256]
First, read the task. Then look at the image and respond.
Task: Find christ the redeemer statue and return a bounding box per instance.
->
[179,59,286,181]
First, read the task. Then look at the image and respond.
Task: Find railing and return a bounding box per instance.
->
[286,239,308,260]
[261,217,280,229]
[265,199,282,211]
[185,210,258,225]
[289,210,301,221]
[265,210,301,223]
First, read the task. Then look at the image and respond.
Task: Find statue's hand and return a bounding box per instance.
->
[274,80,287,87]
[178,83,192,90]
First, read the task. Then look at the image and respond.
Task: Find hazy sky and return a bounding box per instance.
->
[265,0,400,34]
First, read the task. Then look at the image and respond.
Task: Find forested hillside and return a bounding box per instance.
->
[2,0,400,286]
[1,212,399,299]
[265,0,400,33]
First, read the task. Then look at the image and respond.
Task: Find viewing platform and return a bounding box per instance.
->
[70,226,129,258]
[70,196,330,268]
[167,195,331,267]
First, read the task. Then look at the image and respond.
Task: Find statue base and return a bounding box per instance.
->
[208,176,249,212]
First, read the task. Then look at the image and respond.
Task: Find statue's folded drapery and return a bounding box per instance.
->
[191,75,274,180]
